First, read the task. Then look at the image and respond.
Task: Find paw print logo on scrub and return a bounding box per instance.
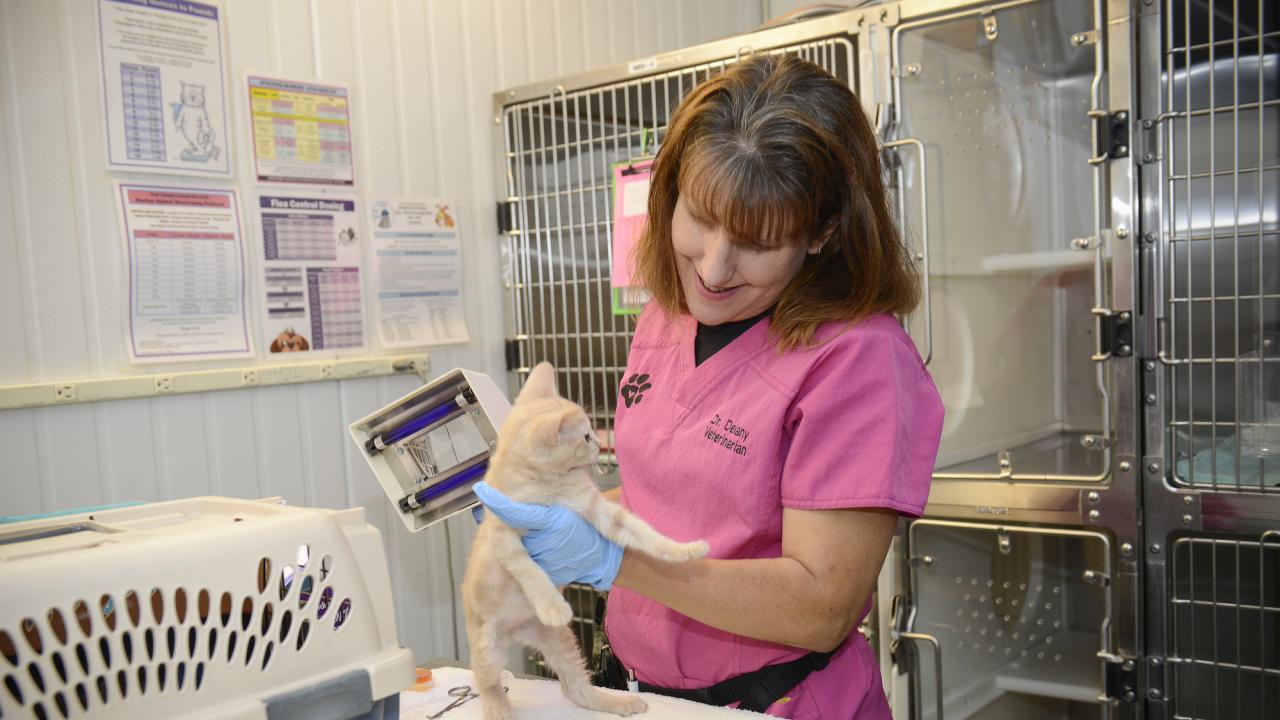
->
[620,373,653,408]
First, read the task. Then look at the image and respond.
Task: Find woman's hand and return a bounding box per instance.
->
[470,480,624,590]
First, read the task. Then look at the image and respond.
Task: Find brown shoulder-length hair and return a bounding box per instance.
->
[634,54,919,351]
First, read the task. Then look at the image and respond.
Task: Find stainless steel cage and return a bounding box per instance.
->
[498,32,856,453]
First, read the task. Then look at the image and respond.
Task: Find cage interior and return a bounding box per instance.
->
[908,523,1111,720]
[893,0,1108,482]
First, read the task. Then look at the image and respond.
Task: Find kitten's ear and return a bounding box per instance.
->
[517,362,558,402]
[529,407,574,447]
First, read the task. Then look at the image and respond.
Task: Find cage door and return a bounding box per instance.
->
[886,0,1113,483]
[899,520,1117,720]
[1154,0,1280,494]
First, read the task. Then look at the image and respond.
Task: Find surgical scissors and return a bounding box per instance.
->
[426,684,507,719]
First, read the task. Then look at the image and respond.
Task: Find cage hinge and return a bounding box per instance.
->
[1099,654,1138,703]
[1092,308,1134,361]
[496,198,519,235]
[909,554,936,567]
[504,339,520,372]
[893,63,922,78]
[1093,110,1130,162]
[1137,117,1162,164]
[888,594,913,675]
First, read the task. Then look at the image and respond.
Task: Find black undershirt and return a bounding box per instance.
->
[694,309,772,366]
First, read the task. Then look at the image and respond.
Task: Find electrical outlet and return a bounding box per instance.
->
[242,369,258,385]
[321,364,336,379]
[55,384,77,402]
[155,376,174,393]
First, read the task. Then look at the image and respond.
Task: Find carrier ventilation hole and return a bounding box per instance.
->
[198,589,211,625]
[333,599,352,630]
[72,601,90,638]
[0,631,16,667]
[74,645,88,674]
[244,636,257,666]
[207,628,218,659]
[295,620,310,651]
[124,591,140,628]
[240,598,253,631]
[187,627,197,659]
[116,668,127,699]
[144,629,155,661]
[219,592,232,627]
[4,674,23,704]
[99,595,115,632]
[46,610,66,646]
[31,702,46,720]
[279,611,292,643]
[319,555,333,581]
[122,632,134,663]
[257,558,271,594]
[136,665,147,694]
[175,588,188,624]
[225,632,237,663]
[157,663,166,692]
[299,576,314,609]
[26,663,43,693]
[149,588,164,624]
[74,682,87,711]
[53,690,68,719]
[97,637,111,669]
[317,588,334,619]
[20,619,40,656]
[260,603,274,637]
[94,675,106,703]
[166,627,177,659]
[195,661,205,690]
[279,566,293,602]
[177,661,186,690]
[261,641,274,671]
[50,651,66,683]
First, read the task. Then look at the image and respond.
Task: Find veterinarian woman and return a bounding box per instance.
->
[474,54,943,719]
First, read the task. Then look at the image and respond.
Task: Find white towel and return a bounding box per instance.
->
[399,665,770,719]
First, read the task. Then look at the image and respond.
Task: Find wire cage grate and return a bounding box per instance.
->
[1167,531,1280,720]
[1160,0,1280,492]
[499,38,856,454]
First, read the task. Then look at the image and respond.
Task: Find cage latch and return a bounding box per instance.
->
[496,198,519,235]
[1083,569,1111,587]
[997,531,1012,555]
[1099,653,1137,703]
[981,9,998,40]
[1092,308,1133,361]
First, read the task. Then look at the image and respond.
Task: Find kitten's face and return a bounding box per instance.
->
[501,363,598,473]
[181,82,205,106]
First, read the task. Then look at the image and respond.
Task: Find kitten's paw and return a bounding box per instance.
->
[658,539,710,562]
[482,703,517,720]
[534,597,573,626]
[603,693,648,716]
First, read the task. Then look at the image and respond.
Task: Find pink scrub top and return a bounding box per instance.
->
[606,306,943,719]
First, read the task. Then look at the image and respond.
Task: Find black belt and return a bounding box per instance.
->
[601,643,834,713]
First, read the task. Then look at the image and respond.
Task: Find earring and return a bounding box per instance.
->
[808,243,825,255]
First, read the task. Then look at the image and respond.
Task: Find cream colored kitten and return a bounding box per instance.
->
[462,362,710,720]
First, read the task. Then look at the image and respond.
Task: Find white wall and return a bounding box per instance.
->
[0,0,763,664]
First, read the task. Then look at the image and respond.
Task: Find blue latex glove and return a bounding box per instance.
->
[470,480,623,590]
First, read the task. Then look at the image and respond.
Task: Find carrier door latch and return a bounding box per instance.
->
[1098,653,1138,703]
[1092,308,1134,361]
